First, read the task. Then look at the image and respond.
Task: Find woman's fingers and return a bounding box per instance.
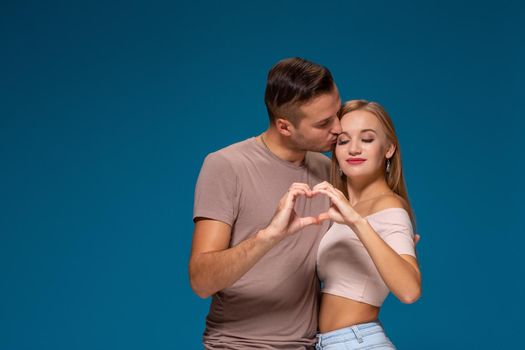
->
[312,181,333,192]
[313,188,342,205]
[313,182,344,199]
[317,207,346,224]
[334,187,347,198]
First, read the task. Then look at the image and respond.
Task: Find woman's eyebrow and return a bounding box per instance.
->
[338,129,377,135]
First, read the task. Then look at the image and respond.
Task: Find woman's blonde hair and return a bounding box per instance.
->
[330,99,415,227]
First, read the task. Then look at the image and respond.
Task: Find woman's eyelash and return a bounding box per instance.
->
[337,139,374,144]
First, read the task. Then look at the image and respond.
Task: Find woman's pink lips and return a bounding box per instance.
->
[347,158,366,165]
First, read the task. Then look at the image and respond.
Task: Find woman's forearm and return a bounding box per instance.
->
[350,218,421,304]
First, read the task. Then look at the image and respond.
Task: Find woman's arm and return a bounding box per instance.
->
[349,217,421,303]
[313,182,421,304]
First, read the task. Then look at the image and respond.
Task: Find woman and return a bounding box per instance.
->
[313,100,421,349]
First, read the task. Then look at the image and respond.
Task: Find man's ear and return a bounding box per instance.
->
[275,118,293,136]
[386,143,396,159]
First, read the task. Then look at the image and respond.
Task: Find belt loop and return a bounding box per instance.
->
[316,333,322,349]
[351,325,364,343]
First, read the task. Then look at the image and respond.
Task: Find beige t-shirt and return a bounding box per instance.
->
[193,137,331,349]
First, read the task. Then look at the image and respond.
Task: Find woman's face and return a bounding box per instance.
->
[335,110,394,180]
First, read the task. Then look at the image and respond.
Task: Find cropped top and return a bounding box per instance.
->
[316,208,416,307]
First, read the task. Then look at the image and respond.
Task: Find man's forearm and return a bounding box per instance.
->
[189,228,278,298]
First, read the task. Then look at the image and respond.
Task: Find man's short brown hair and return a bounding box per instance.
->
[264,57,335,126]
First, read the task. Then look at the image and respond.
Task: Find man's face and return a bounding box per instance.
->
[288,87,342,152]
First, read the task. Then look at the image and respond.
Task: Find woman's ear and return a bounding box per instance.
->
[385,143,396,159]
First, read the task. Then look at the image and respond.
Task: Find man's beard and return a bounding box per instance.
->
[290,133,331,153]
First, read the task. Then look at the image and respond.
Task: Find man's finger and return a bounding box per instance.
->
[289,184,313,197]
[282,188,309,210]
[297,216,320,227]
[317,212,331,222]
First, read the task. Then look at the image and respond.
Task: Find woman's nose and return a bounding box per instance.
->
[348,141,361,154]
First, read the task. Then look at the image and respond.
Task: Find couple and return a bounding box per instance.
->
[190,57,421,349]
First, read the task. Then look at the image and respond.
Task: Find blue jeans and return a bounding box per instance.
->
[316,321,396,350]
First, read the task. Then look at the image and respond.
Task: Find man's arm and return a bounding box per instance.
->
[189,183,319,298]
[189,219,278,298]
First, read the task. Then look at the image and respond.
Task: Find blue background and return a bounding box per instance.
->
[1,0,523,349]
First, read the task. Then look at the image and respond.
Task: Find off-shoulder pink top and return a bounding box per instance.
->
[317,208,416,307]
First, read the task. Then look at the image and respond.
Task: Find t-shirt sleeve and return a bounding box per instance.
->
[381,213,416,258]
[193,152,238,226]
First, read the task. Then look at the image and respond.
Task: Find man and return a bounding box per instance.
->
[190,57,342,349]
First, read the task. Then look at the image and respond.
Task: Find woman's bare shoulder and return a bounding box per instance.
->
[370,193,408,213]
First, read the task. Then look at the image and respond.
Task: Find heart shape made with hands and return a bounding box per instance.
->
[291,190,332,224]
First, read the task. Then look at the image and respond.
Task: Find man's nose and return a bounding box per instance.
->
[331,118,342,135]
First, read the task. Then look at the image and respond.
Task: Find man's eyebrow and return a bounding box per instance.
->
[315,116,334,125]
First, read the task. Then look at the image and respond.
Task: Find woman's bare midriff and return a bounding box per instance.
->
[319,293,380,333]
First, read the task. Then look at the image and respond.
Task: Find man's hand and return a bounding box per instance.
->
[260,183,320,243]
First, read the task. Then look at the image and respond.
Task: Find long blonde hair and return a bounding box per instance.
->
[330,99,415,227]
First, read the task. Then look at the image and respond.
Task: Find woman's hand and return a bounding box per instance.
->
[313,181,363,226]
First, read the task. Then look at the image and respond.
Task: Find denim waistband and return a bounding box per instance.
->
[317,321,385,346]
